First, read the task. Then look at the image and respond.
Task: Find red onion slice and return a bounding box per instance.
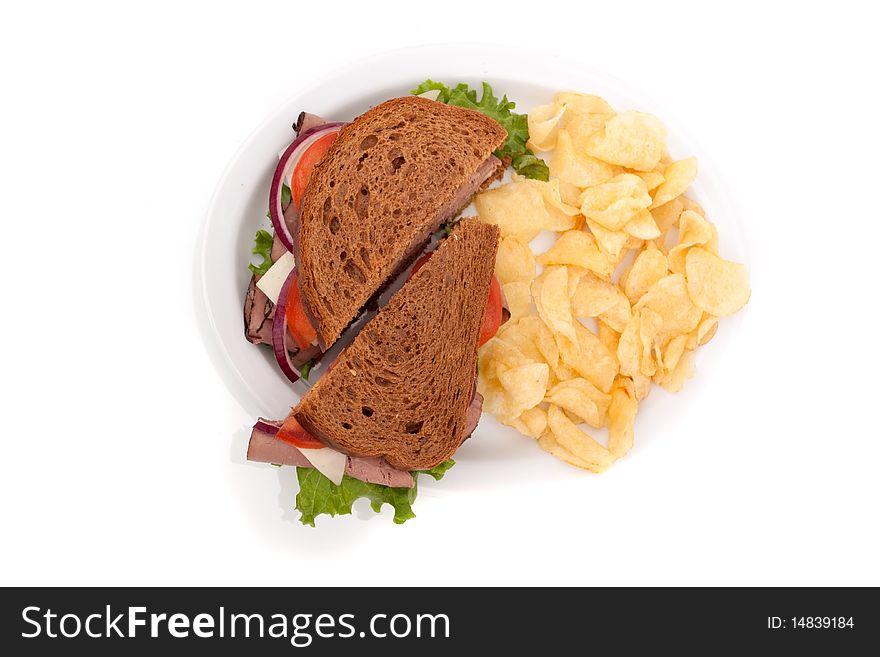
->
[269,122,345,251]
[272,267,302,383]
[253,419,280,436]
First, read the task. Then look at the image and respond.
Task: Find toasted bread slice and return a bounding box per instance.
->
[294,96,506,350]
[292,218,500,470]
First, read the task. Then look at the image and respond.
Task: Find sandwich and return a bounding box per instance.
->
[243,81,547,524]
[244,96,507,381]
[248,218,500,525]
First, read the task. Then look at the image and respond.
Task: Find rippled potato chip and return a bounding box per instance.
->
[579,173,652,231]
[551,130,619,188]
[496,236,536,285]
[651,156,697,208]
[635,273,703,335]
[537,230,615,278]
[624,244,669,303]
[685,248,751,316]
[546,405,616,473]
[585,111,667,171]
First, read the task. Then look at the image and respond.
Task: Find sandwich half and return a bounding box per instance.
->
[267,217,499,475]
[293,96,506,351]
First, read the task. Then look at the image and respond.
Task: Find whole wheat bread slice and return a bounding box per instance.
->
[292,218,499,471]
[294,96,506,350]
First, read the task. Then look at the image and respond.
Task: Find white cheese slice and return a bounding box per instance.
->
[298,446,347,485]
[255,251,295,304]
[416,89,441,101]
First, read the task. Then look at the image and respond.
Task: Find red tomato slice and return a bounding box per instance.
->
[291,131,339,210]
[410,252,433,276]
[277,416,325,450]
[285,273,318,351]
[479,275,503,346]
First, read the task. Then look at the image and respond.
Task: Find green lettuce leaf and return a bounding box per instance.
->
[294,459,456,526]
[281,182,292,208]
[410,80,549,181]
[248,229,274,276]
[418,458,455,481]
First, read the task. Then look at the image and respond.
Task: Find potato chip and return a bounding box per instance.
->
[585,111,667,171]
[475,181,546,242]
[650,156,697,208]
[579,173,652,231]
[570,270,620,317]
[538,430,598,471]
[545,377,611,428]
[547,405,616,473]
[607,377,637,458]
[537,230,615,278]
[502,282,531,321]
[582,219,626,258]
[617,314,642,378]
[560,321,619,393]
[634,170,665,191]
[526,178,580,232]
[624,209,661,240]
[554,92,615,126]
[551,130,619,188]
[680,195,705,217]
[557,179,583,206]
[630,370,652,401]
[596,291,632,333]
[597,320,620,355]
[659,333,688,374]
[496,235,536,285]
[527,102,566,152]
[497,362,550,416]
[650,197,684,238]
[500,315,560,368]
[624,244,669,303]
[635,273,702,334]
[502,405,548,439]
[695,315,719,346]
[478,335,531,381]
[685,248,751,316]
[638,308,663,377]
[667,209,715,273]
[654,349,695,392]
[533,266,576,343]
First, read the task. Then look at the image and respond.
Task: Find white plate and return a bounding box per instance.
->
[197,44,747,482]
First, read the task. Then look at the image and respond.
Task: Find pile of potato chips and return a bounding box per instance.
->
[474,92,750,473]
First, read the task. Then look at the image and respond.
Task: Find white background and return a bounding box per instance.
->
[2,1,878,587]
